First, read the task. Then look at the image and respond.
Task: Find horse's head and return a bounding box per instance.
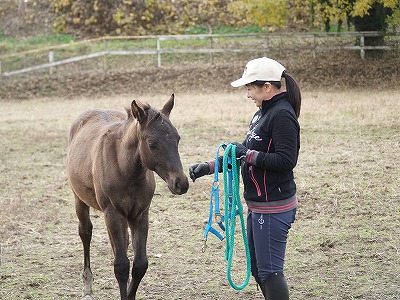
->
[131,94,189,195]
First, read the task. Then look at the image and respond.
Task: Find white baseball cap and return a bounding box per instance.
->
[231,57,285,87]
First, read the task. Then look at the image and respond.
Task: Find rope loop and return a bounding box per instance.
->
[223,143,251,290]
[203,143,251,290]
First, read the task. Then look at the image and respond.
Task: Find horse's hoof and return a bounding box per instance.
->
[81,295,94,300]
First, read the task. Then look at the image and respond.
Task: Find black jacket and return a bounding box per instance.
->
[241,92,300,203]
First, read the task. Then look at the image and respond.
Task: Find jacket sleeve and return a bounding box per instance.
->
[252,110,299,171]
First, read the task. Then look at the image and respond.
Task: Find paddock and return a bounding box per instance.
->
[0,91,399,299]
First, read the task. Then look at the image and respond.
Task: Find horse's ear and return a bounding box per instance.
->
[131,100,146,123]
[161,94,175,118]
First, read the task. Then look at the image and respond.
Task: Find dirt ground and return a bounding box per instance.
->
[1,87,399,299]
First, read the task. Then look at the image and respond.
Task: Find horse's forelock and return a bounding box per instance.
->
[147,109,163,124]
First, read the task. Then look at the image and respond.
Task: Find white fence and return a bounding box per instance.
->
[0,31,399,78]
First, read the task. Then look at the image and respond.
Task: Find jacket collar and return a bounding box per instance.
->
[261,92,287,112]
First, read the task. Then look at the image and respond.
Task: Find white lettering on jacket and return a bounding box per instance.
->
[247,128,262,142]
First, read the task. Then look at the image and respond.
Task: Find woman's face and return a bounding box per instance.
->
[246,83,271,107]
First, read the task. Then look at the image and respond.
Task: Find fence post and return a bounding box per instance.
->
[360,35,365,59]
[157,38,161,67]
[312,35,316,59]
[49,50,54,75]
[209,36,214,65]
[103,38,107,73]
[264,36,269,56]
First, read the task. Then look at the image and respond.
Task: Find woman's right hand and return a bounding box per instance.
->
[188,163,210,182]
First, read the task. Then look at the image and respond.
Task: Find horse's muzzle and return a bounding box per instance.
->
[168,174,189,195]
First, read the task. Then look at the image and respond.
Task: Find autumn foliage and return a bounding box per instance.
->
[49,0,400,37]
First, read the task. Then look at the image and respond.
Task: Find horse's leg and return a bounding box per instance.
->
[104,206,130,300]
[75,194,94,298]
[127,209,149,300]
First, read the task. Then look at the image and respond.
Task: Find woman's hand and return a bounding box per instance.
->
[189,163,210,182]
[231,142,248,159]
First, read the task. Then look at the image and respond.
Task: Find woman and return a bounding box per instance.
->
[189,57,301,300]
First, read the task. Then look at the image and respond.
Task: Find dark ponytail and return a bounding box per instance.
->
[282,71,301,118]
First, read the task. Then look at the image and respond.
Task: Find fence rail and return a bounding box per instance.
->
[1,31,399,78]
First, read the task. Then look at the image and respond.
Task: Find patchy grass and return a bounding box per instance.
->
[0,90,399,299]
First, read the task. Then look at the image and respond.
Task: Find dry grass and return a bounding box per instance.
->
[0,90,399,299]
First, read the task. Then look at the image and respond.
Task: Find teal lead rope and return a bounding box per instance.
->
[203,143,251,290]
[223,143,251,290]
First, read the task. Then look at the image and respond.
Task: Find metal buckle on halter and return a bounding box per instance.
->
[215,213,222,224]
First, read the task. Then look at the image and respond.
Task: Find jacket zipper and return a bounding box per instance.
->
[264,169,268,202]
[249,166,262,196]
[264,138,273,202]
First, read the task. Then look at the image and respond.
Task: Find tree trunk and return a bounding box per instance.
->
[18,0,26,17]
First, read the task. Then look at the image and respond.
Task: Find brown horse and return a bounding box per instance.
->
[67,94,189,300]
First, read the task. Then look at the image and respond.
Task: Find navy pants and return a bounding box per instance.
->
[247,208,296,283]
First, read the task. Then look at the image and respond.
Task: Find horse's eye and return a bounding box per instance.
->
[148,141,157,150]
